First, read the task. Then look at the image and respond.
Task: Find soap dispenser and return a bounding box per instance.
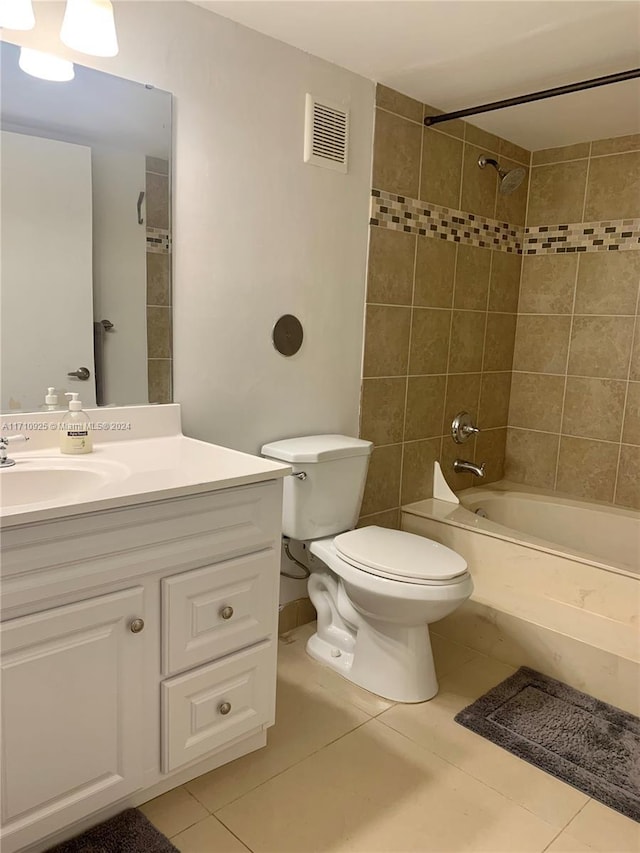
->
[44,387,58,411]
[59,392,93,455]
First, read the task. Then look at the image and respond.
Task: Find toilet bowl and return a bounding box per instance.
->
[261,434,472,703]
[306,528,472,702]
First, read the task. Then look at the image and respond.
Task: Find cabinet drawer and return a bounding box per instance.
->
[162,550,278,675]
[161,640,276,773]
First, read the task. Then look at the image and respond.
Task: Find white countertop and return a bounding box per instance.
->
[0,406,290,527]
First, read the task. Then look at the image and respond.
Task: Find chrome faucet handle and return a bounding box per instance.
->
[451,411,480,444]
[0,434,29,468]
[2,434,29,446]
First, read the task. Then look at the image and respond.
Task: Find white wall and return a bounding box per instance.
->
[1,131,96,412]
[8,2,374,603]
[8,1,374,452]
[91,146,148,406]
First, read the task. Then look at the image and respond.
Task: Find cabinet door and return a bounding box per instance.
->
[1,587,145,853]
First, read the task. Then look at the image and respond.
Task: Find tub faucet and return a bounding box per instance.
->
[453,458,486,478]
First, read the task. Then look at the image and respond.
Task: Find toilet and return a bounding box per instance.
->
[261,435,473,703]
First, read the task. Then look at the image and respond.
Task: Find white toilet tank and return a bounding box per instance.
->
[261,435,373,540]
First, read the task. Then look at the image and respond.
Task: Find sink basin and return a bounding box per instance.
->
[0,459,128,510]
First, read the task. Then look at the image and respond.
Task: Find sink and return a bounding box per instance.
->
[0,459,128,510]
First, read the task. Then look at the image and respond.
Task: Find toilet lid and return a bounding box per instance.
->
[334,527,467,582]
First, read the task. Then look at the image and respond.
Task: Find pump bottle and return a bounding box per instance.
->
[59,393,93,455]
[44,387,58,411]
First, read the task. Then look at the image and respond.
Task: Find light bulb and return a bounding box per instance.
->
[18,47,75,82]
[0,0,35,30]
[60,0,118,58]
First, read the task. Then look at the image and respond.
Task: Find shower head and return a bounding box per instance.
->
[478,155,526,195]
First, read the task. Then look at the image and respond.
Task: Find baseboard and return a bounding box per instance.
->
[278,597,316,635]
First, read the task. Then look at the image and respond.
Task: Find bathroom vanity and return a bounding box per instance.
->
[0,405,289,853]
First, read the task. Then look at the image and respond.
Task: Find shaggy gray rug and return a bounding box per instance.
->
[46,808,178,852]
[455,666,640,822]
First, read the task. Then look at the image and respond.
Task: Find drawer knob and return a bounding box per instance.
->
[219,702,232,716]
[129,618,145,634]
[220,605,234,621]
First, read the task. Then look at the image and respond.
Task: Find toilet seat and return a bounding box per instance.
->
[334,526,468,586]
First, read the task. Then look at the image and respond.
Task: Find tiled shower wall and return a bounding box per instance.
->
[506,136,640,509]
[145,155,172,404]
[358,85,530,527]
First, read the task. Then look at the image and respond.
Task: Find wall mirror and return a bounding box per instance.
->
[0,41,172,414]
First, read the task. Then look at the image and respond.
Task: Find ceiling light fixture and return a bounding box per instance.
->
[60,0,119,58]
[18,47,75,82]
[0,0,35,30]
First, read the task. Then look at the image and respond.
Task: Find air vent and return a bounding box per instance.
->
[304,94,349,173]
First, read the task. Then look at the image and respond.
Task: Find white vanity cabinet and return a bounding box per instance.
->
[0,478,283,853]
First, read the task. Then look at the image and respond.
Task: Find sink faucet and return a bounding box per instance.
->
[453,458,485,478]
[0,435,29,469]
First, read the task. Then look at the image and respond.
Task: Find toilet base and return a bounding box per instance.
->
[306,613,439,703]
[305,540,472,703]
[307,631,354,678]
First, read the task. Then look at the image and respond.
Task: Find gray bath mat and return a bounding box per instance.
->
[46,808,178,852]
[455,666,640,822]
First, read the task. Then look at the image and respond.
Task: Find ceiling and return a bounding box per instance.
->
[195,0,640,151]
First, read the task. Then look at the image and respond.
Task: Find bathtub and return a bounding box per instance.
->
[401,481,640,713]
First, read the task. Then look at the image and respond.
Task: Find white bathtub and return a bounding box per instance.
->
[401,482,640,713]
[437,483,638,575]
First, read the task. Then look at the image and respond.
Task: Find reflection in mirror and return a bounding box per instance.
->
[0,41,172,414]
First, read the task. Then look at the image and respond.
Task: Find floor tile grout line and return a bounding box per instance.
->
[539,825,572,853]
[141,787,210,842]
[195,630,396,818]
[188,637,381,817]
[374,708,577,833]
[210,717,375,818]
[429,631,507,670]
[539,798,595,852]
[211,813,255,852]
[162,815,204,840]
[552,797,593,843]
[168,812,254,851]
[173,631,617,850]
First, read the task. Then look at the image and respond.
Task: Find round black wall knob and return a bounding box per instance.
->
[272,315,303,357]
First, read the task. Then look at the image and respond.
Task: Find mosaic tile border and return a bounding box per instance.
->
[146,226,171,255]
[523,220,640,254]
[370,190,640,254]
[370,189,521,253]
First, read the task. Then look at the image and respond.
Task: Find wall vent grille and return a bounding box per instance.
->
[304,94,349,173]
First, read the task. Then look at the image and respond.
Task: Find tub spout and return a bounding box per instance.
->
[453,459,486,478]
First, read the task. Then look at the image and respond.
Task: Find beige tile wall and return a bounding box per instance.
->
[506,135,640,509]
[359,86,530,527]
[145,156,172,403]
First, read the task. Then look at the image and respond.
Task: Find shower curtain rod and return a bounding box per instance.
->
[424,68,640,126]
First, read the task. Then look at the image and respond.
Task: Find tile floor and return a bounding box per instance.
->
[140,623,640,853]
